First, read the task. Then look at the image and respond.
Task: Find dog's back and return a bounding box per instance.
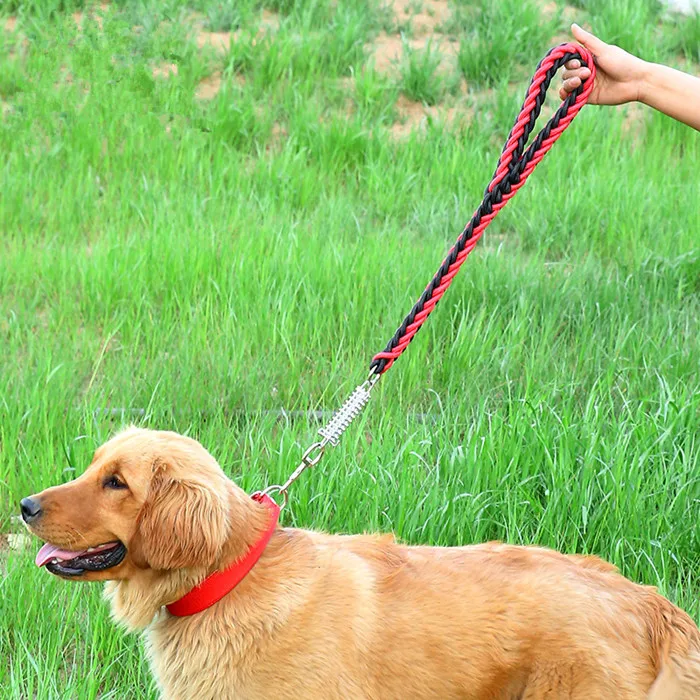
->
[276,534,700,699]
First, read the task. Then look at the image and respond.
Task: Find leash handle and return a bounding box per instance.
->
[370,43,596,375]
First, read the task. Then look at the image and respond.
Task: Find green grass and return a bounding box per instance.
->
[455,0,559,87]
[573,0,663,59]
[204,3,247,32]
[663,10,700,63]
[400,39,457,104]
[1,0,699,697]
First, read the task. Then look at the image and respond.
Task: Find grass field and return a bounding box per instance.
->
[1,0,699,696]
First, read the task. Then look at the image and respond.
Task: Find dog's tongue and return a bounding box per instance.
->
[35,542,115,567]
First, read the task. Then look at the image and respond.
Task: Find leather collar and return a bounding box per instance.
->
[166,492,280,617]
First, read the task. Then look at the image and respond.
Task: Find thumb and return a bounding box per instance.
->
[571,23,607,56]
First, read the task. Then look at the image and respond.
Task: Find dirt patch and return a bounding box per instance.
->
[53,65,90,97]
[369,31,458,77]
[370,33,404,73]
[72,2,110,32]
[196,72,222,100]
[193,9,279,53]
[385,0,451,36]
[535,0,584,22]
[258,9,280,34]
[389,93,471,139]
[537,0,559,19]
[195,71,247,100]
[196,30,232,52]
[338,76,355,92]
[0,531,32,576]
[549,4,584,42]
[562,4,584,23]
[4,16,30,58]
[390,94,428,138]
[152,62,178,80]
[267,121,288,152]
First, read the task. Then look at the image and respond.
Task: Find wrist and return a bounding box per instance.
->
[636,59,656,105]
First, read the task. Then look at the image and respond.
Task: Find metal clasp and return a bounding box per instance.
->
[261,439,328,509]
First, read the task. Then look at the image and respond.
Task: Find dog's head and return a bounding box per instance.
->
[21,428,239,582]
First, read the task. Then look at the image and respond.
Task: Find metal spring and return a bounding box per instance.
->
[318,382,373,446]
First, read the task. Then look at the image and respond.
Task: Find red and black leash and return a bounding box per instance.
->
[370,43,596,375]
[263,43,596,506]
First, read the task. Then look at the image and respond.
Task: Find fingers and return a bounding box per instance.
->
[560,62,592,97]
[561,76,582,96]
[562,65,591,82]
[571,23,607,54]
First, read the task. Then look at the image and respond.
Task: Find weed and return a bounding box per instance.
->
[400,39,457,105]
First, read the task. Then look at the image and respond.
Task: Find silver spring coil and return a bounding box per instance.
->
[318,381,374,446]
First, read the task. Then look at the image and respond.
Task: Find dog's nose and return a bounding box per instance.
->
[20,496,43,523]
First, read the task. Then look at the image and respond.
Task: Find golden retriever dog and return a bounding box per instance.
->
[21,427,700,699]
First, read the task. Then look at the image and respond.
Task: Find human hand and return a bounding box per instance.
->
[559,24,649,105]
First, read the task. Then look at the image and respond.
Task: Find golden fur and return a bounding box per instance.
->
[24,428,700,699]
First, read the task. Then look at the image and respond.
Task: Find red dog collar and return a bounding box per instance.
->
[166,492,281,617]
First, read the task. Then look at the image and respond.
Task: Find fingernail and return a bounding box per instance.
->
[571,60,580,68]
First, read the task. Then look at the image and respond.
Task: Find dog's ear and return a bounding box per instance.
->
[130,468,229,571]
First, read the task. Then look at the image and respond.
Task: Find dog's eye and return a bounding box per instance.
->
[103,475,128,490]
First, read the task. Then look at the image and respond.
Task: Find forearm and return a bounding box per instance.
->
[639,62,700,131]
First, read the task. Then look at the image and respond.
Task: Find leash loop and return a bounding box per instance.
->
[369,43,596,375]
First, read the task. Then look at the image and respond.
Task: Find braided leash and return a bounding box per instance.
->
[263,43,596,506]
[371,43,596,374]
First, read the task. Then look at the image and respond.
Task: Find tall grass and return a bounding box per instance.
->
[455,0,559,86]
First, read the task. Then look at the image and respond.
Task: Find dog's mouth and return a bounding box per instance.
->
[35,541,126,576]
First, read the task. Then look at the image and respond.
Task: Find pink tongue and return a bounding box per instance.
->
[35,542,116,567]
